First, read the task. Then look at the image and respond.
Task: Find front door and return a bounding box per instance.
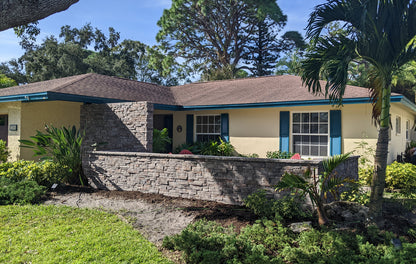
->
[0,115,8,144]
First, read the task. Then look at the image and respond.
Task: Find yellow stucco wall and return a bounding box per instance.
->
[155,101,416,163]
[20,101,82,160]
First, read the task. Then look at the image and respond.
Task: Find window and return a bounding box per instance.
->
[396,116,401,135]
[292,112,329,157]
[196,115,221,142]
[406,120,410,140]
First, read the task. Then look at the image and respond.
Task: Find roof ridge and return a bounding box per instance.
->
[92,73,167,88]
[51,73,94,93]
[172,74,294,88]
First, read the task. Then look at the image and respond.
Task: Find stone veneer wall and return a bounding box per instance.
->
[80,102,153,152]
[83,151,358,205]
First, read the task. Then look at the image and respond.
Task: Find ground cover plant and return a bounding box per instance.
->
[0,205,172,263]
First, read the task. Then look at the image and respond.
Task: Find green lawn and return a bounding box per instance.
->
[0,205,172,263]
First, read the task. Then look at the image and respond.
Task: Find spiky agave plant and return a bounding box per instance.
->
[276,153,353,225]
[20,125,86,185]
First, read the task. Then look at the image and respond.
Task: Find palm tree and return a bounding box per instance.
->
[301,0,416,224]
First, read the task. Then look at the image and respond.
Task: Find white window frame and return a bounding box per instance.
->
[195,114,221,142]
[396,115,402,135]
[291,111,330,157]
[406,119,410,141]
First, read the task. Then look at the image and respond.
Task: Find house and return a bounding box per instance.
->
[0,73,414,163]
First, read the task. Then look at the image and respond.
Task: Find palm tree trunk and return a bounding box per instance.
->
[369,83,391,224]
[316,200,329,226]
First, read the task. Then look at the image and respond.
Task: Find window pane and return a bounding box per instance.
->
[319,124,328,134]
[320,136,328,145]
[215,125,221,134]
[311,146,319,156]
[196,125,202,133]
[294,144,301,153]
[302,145,309,155]
[209,116,214,123]
[197,116,202,123]
[215,116,221,124]
[311,113,319,122]
[293,135,301,145]
[320,146,328,156]
[302,135,310,144]
[302,124,310,133]
[202,116,208,123]
[209,125,214,133]
[293,124,300,133]
[311,124,318,133]
[293,113,300,122]
[311,136,319,145]
[203,125,208,133]
[320,112,328,122]
[302,113,309,122]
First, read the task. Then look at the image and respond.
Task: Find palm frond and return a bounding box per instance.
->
[301,35,357,104]
[322,152,351,176]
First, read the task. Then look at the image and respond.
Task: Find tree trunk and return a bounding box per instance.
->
[0,0,79,32]
[316,201,329,226]
[369,83,391,225]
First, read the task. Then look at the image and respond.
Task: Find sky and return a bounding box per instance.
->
[0,0,326,62]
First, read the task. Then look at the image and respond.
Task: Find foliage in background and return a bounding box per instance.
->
[0,205,172,263]
[156,0,305,79]
[163,218,416,264]
[0,74,17,88]
[153,128,172,153]
[405,140,416,163]
[1,23,179,86]
[0,177,46,205]
[0,139,9,163]
[266,150,294,159]
[276,153,352,225]
[19,125,86,185]
[174,138,235,157]
[244,190,310,222]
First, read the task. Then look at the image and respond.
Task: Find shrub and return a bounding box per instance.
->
[244,190,310,222]
[174,139,235,157]
[266,151,294,159]
[0,177,46,205]
[19,125,86,185]
[153,128,172,153]
[385,162,416,194]
[0,139,9,162]
[0,160,68,188]
[359,162,416,196]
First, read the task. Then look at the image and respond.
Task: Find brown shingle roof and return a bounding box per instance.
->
[170,75,376,106]
[0,73,176,105]
[0,73,400,106]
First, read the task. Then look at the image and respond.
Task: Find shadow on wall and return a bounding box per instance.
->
[81,103,153,153]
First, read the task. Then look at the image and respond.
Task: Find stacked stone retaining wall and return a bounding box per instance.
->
[83,151,358,205]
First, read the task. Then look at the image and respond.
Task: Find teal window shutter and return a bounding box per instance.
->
[221,113,229,142]
[280,111,290,152]
[186,114,194,144]
[330,110,342,156]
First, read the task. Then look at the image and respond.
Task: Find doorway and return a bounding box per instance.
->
[153,114,173,152]
[0,115,8,144]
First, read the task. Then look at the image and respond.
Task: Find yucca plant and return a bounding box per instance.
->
[19,125,86,185]
[276,153,353,225]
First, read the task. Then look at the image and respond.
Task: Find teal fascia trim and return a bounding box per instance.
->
[0,92,49,102]
[46,92,128,104]
[398,96,416,113]
[153,104,183,111]
[177,97,397,111]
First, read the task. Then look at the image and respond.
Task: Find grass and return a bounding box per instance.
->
[0,205,173,263]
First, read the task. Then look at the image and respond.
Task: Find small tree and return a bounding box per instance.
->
[276,153,352,225]
[19,125,86,185]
